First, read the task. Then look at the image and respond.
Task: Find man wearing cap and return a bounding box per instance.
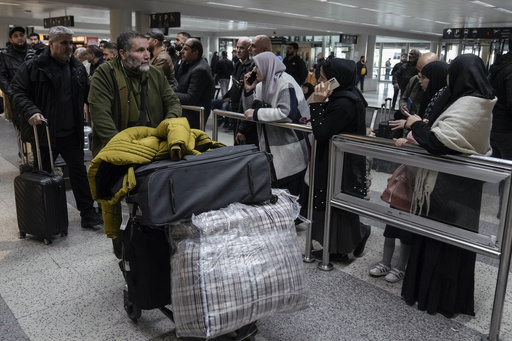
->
[10,26,103,229]
[0,26,33,122]
[147,28,175,85]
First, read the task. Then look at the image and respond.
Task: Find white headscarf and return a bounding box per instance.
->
[253,51,286,104]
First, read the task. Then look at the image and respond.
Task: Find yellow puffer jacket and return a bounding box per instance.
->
[87,117,224,237]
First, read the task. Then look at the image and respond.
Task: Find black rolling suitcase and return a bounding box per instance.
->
[127,144,273,226]
[375,97,394,138]
[14,121,68,244]
[123,218,171,311]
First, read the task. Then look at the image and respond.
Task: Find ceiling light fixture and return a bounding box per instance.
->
[282,12,309,17]
[434,20,451,24]
[495,7,512,13]
[470,0,496,8]
[206,2,244,8]
[312,16,336,20]
[361,7,380,12]
[326,2,358,8]
[247,7,282,14]
[0,2,20,5]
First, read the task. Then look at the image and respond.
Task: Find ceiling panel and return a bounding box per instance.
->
[0,0,510,42]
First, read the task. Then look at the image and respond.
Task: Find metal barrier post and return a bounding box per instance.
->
[303,136,317,263]
[317,137,336,271]
[181,105,205,131]
[487,185,512,341]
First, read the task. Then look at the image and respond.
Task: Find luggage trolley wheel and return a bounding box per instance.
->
[123,288,141,321]
[18,231,26,239]
[43,238,52,245]
[61,231,68,237]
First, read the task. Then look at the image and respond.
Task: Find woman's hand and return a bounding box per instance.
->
[405,114,422,129]
[312,81,332,103]
[244,108,254,120]
[393,138,408,146]
[388,119,406,130]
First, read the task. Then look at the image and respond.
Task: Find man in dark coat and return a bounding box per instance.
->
[393,49,421,95]
[283,42,308,85]
[174,38,214,129]
[11,26,103,229]
[0,26,34,122]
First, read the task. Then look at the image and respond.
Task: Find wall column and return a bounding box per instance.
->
[134,12,149,35]
[366,35,377,91]
[109,9,132,42]
[0,24,10,48]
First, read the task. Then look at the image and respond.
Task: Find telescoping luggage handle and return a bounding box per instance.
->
[33,118,57,174]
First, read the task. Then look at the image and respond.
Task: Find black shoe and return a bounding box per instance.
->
[353,223,371,257]
[81,210,103,228]
[112,237,123,259]
[311,250,348,262]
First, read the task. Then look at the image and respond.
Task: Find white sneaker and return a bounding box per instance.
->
[385,268,405,283]
[369,262,391,277]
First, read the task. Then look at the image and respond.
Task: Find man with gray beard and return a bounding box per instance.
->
[87,30,181,256]
[88,30,181,156]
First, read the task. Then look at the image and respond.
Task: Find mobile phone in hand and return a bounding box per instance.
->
[324,77,340,91]
[407,97,413,111]
[247,71,257,85]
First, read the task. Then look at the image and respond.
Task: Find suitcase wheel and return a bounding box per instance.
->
[43,238,52,245]
[123,289,141,321]
[61,231,68,237]
[18,231,26,239]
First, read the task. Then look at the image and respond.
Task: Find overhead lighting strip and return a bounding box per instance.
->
[247,7,282,14]
[470,0,496,8]
[206,2,243,8]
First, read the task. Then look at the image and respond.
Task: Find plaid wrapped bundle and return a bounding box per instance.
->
[171,189,309,339]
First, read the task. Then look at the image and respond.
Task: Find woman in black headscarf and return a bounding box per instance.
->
[401,54,496,317]
[308,57,370,261]
[417,61,449,119]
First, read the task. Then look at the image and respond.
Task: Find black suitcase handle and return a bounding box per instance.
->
[33,119,57,174]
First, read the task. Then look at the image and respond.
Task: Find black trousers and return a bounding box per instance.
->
[34,133,94,216]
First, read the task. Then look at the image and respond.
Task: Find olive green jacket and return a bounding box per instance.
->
[88,56,182,156]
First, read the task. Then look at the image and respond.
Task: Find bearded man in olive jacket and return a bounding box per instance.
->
[88,30,182,156]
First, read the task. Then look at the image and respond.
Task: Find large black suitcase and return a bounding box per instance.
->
[14,122,68,244]
[123,218,170,310]
[127,144,273,226]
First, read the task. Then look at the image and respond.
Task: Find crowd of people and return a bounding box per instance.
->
[0,25,508,321]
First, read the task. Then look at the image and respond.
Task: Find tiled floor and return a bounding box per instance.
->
[0,84,511,341]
